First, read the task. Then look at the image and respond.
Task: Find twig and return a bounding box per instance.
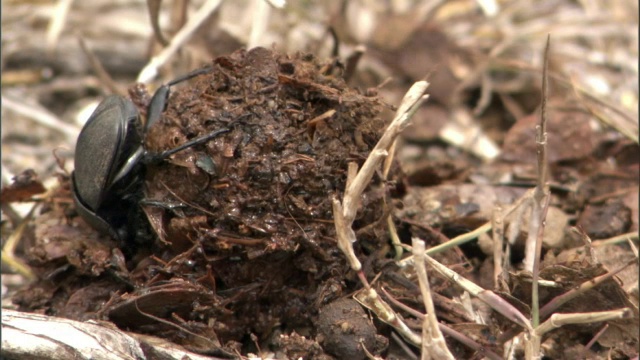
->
[581,324,609,357]
[333,81,429,272]
[525,35,552,360]
[332,197,361,271]
[427,222,492,255]
[412,238,454,360]
[344,45,366,84]
[423,254,532,331]
[398,188,538,269]
[535,308,632,336]
[78,37,125,96]
[146,0,170,46]
[539,257,638,319]
[530,34,552,330]
[1,203,37,280]
[248,0,277,49]
[491,204,508,290]
[535,35,550,199]
[592,231,639,247]
[46,0,74,53]
[137,0,223,83]
[354,288,422,346]
[342,79,426,221]
[1,95,79,141]
[380,288,503,360]
[390,332,419,360]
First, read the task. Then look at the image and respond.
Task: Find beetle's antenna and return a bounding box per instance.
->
[166,66,213,86]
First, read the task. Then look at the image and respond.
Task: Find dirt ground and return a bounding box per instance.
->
[1,1,638,359]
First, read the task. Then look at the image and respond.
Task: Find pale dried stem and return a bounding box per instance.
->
[536,309,632,336]
[387,215,403,260]
[384,138,402,259]
[248,0,272,49]
[530,36,552,333]
[523,199,541,272]
[343,149,388,223]
[380,288,503,360]
[524,35,551,272]
[46,0,74,52]
[354,288,422,346]
[423,254,532,331]
[535,35,550,199]
[334,84,432,350]
[333,81,429,272]
[1,95,79,140]
[399,222,492,261]
[398,188,535,268]
[412,238,454,360]
[523,35,554,360]
[342,82,429,223]
[1,203,37,280]
[592,231,639,247]
[263,0,286,9]
[331,198,361,271]
[539,258,638,319]
[491,204,506,290]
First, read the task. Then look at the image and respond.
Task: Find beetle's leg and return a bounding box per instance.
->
[145,128,230,164]
[140,199,189,217]
[145,66,214,131]
[140,199,187,210]
[111,146,145,185]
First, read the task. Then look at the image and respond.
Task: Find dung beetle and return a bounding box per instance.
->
[72,67,228,242]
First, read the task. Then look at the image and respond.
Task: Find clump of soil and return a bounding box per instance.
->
[137,46,387,340]
[14,47,390,355]
[144,47,386,257]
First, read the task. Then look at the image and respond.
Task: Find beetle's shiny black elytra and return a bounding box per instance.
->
[72,67,228,244]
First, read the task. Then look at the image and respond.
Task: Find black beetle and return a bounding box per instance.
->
[72,67,228,243]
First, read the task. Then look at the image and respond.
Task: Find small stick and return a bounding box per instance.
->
[423,254,532,331]
[592,231,639,247]
[354,288,422,346]
[1,96,79,140]
[146,0,170,46]
[539,258,638,319]
[78,37,125,96]
[535,308,632,336]
[1,203,37,280]
[381,287,503,360]
[530,35,552,330]
[413,238,454,360]
[333,81,429,272]
[138,0,223,83]
[491,204,507,290]
[46,0,74,53]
